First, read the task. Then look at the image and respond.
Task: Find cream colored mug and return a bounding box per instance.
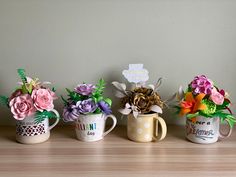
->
[127,113,167,142]
[15,109,59,144]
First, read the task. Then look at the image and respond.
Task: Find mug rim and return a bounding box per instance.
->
[186,116,219,121]
[129,113,158,117]
[76,113,108,120]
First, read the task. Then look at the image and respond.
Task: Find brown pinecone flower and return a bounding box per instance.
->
[133,92,150,113]
[121,87,164,114]
[121,95,132,108]
[149,92,164,109]
[133,87,153,96]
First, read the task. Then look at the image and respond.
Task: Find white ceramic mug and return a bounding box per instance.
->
[75,113,117,142]
[127,113,167,143]
[15,109,60,144]
[186,116,233,144]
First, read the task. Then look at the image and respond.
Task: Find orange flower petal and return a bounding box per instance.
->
[180,108,191,116]
[195,93,206,102]
[192,93,206,113]
[191,117,197,123]
[185,92,195,102]
[197,103,207,111]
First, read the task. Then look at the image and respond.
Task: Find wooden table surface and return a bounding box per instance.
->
[0,125,235,177]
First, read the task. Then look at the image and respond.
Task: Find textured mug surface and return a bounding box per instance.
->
[127,113,167,143]
[186,116,232,144]
[15,109,59,144]
[75,113,117,142]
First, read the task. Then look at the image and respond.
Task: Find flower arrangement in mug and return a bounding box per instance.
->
[175,75,236,127]
[112,78,165,118]
[0,69,59,123]
[62,79,112,122]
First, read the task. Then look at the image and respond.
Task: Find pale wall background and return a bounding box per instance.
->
[0,0,236,125]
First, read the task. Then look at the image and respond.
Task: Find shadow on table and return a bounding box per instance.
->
[53,125,77,140]
[166,125,186,141]
[1,127,16,143]
[110,126,128,140]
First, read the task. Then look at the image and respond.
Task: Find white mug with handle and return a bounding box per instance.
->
[75,113,117,142]
[16,109,60,144]
[186,116,232,144]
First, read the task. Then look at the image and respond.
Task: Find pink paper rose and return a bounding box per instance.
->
[210,88,224,105]
[31,88,56,112]
[9,94,36,120]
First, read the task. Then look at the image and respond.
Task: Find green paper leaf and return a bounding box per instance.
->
[52,87,56,92]
[94,79,105,95]
[214,111,236,128]
[94,108,102,114]
[187,112,199,119]
[0,96,9,107]
[17,69,27,84]
[66,88,81,102]
[61,96,68,106]
[104,98,112,106]
[21,84,28,94]
[26,82,33,94]
[34,110,60,124]
[199,111,214,118]
[216,100,230,110]
[92,79,106,103]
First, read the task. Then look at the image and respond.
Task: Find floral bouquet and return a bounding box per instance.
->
[112,78,164,117]
[0,69,59,123]
[175,75,236,127]
[62,79,112,122]
[112,64,168,143]
[112,64,166,118]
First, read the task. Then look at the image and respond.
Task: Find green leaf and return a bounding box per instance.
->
[216,100,230,110]
[0,96,9,107]
[173,106,181,114]
[21,84,28,94]
[34,110,60,124]
[61,95,68,106]
[228,121,234,128]
[52,87,56,92]
[26,82,33,94]
[17,69,27,84]
[66,88,81,102]
[199,111,214,118]
[104,98,112,106]
[66,88,73,94]
[213,111,236,128]
[95,79,105,94]
[94,108,102,114]
[186,112,199,119]
[91,79,106,103]
[225,115,236,128]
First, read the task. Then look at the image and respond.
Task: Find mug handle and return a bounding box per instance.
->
[219,119,233,139]
[103,114,117,137]
[49,109,60,130]
[153,116,167,141]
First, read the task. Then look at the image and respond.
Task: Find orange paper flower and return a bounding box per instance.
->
[179,92,206,121]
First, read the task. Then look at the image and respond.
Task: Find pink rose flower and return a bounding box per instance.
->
[31,88,57,112]
[9,94,36,120]
[210,88,224,105]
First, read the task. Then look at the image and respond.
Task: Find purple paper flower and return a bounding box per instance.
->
[76,99,97,114]
[190,75,213,95]
[63,104,80,122]
[74,84,95,96]
[98,101,112,115]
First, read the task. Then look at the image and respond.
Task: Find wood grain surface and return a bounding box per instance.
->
[0,125,235,177]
